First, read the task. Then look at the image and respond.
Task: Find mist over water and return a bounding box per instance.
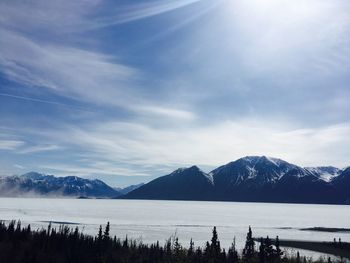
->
[0,198,349,254]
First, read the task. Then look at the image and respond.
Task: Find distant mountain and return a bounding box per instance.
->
[124,166,214,200]
[2,157,349,204]
[123,156,349,204]
[0,172,121,198]
[115,183,145,195]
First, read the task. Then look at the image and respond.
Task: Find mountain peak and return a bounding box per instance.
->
[21,172,52,180]
[188,165,201,171]
[240,155,285,167]
[173,165,201,174]
[211,156,298,187]
[123,165,214,200]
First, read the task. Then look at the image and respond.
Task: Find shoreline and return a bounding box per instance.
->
[301,227,350,233]
[254,238,350,260]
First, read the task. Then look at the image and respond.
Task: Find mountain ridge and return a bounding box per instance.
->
[1,156,349,204]
[123,156,350,204]
[0,172,121,198]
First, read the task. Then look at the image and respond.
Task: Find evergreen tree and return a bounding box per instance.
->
[264,236,274,260]
[188,238,194,256]
[228,237,239,263]
[259,237,265,263]
[103,222,110,240]
[0,220,331,263]
[275,235,283,258]
[204,241,211,259]
[123,235,128,249]
[211,226,221,257]
[97,225,103,242]
[243,226,255,259]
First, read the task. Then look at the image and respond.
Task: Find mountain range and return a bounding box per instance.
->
[0,172,121,198]
[123,156,350,204]
[1,156,349,204]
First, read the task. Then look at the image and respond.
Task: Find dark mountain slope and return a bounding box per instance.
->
[332,167,350,204]
[123,166,214,200]
[273,167,340,204]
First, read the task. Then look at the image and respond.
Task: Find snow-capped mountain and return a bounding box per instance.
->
[124,156,350,204]
[2,157,349,204]
[210,156,299,187]
[0,172,121,198]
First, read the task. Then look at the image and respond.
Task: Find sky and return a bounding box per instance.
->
[0,0,350,187]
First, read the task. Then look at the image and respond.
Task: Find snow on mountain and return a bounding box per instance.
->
[1,157,348,204]
[305,166,340,182]
[210,156,300,186]
[124,156,348,204]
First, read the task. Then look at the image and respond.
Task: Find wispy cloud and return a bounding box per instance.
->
[135,105,196,121]
[0,0,101,33]
[0,139,24,150]
[0,29,136,106]
[0,93,92,112]
[0,25,195,119]
[18,119,350,177]
[18,144,62,154]
[13,164,24,169]
[39,163,151,177]
[92,0,202,27]
[0,0,205,33]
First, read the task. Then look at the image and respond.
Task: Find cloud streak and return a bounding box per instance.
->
[0,29,136,106]
[17,119,350,177]
[0,139,24,150]
[18,144,62,154]
[92,0,203,27]
[0,0,205,33]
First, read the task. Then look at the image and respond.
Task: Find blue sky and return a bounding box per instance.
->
[1,0,350,187]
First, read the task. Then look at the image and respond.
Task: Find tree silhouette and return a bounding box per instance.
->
[0,220,329,263]
[103,221,110,240]
[243,226,255,259]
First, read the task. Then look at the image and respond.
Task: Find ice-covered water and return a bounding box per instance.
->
[0,198,349,258]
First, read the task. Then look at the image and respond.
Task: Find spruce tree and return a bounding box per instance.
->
[211,226,221,256]
[259,237,265,263]
[275,235,283,258]
[97,225,103,242]
[264,236,274,260]
[243,226,255,259]
[228,237,239,263]
[188,238,194,256]
[103,222,110,240]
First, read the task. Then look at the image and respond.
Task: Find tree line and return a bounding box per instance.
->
[0,220,337,263]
